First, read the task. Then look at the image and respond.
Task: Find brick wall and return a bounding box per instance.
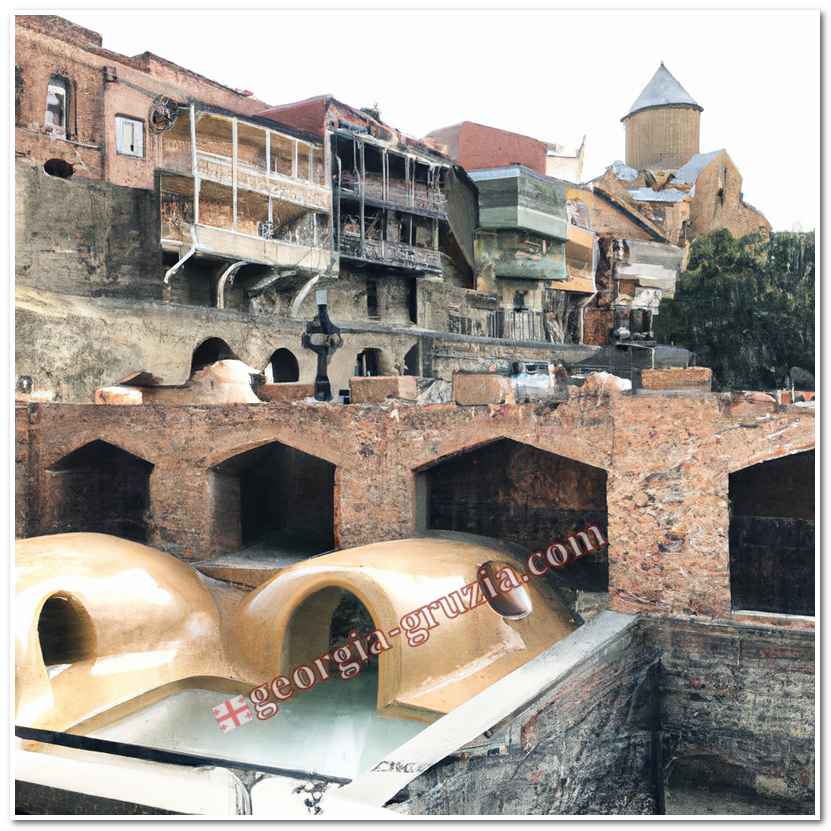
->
[15,16,270,190]
[16,391,814,629]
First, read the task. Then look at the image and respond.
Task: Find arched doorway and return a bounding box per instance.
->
[355,348,391,377]
[729,449,814,615]
[283,588,379,678]
[268,348,300,383]
[46,441,154,542]
[191,338,236,374]
[38,593,96,669]
[212,442,335,559]
[416,439,608,592]
[403,344,419,376]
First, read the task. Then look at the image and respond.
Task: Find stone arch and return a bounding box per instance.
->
[191,337,237,374]
[210,440,336,558]
[728,449,814,616]
[403,344,420,376]
[281,587,385,707]
[266,348,300,383]
[44,440,155,542]
[664,753,776,815]
[355,347,394,377]
[37,593,96,667]
[414,437,608,593]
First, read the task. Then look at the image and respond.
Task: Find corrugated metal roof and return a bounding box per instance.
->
[672,150,723,185]
[611,160,639,182]
[624,63,702,119]
[627,187,688,204]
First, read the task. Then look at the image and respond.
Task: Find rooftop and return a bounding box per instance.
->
[623,62,702,120]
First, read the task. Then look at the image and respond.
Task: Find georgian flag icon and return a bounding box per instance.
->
[212,695,253,733]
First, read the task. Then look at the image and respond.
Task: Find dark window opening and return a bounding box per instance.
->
[366,280,379,319]
[408,278,418,323]
[38,594,96,667]
[47,440,154,542]
[43,158,74,179]
[355,348,390,377]
[191,338,236,374]
[479,561,533,620]
[212,442,335,558]
[364,143,383,175]
[403,344,419,376]
[417,439,608,593]
[729,450,814,615]
[388,152,406,183]
[269,348,300,383]
[513,290,528,311]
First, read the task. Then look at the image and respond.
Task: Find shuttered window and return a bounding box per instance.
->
[115,116,144,158]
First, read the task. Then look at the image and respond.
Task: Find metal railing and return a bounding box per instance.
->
[486,309,548,342]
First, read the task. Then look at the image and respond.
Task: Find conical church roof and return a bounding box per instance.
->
[623,63,702,119]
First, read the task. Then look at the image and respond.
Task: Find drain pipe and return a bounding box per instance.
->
[216,261,248,310]
[163,227,199,287]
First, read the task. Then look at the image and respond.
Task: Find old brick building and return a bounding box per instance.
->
[593,63,771,246]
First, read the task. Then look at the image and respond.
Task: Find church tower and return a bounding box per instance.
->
[622,63,702,170]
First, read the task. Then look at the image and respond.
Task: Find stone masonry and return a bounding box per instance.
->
[16,388,814,631]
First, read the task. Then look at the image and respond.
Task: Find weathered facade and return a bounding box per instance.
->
[19,17,658,403]
[424,120,585,182]
[595,63,771,246]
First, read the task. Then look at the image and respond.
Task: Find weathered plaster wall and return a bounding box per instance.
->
[15,163,161,300]
[689,153,771,240]
[606,393,814,627]
[398,618,660,814]
[15,16,269,189]
[398,617,814,815]
[16,391,814,631]
[653,618,815,814]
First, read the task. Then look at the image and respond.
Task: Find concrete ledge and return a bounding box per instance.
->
[453,372,514,406]
[335,610,637,810]
[258,383,315,403]
[350,376,418,404]
[641,367,712,391]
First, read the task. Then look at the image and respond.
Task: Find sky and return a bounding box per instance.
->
[63,10,819,231]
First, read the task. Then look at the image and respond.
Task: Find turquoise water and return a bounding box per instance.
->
[88,670,425,780]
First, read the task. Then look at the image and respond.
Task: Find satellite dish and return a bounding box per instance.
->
[148,96,178,134]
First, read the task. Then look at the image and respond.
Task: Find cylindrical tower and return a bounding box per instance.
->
[622,63,702,170]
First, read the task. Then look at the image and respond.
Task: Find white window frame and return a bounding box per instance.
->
[45,77,67,136]
[115,115,145,158]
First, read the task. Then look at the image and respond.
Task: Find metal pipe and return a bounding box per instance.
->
[163,227,198,286]
[232,118,238,230]
[216,260,248,310]
[190,103,200,226]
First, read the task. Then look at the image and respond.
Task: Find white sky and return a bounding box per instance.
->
[61,10,819,231]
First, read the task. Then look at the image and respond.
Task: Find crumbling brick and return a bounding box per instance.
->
[453,372,514,406]
[350,375,418,404]
[640,367,712,390]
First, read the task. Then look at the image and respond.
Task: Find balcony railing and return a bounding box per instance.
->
[486,309,549,342]
[338,233,442,273]
[195,153,331,213]
[340,171,447,215]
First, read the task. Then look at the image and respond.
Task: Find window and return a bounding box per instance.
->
[366,280,379,319]
[115,116,144,158]
[45,76,67,136]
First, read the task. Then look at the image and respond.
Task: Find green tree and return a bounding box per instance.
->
[654,229,814,391]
